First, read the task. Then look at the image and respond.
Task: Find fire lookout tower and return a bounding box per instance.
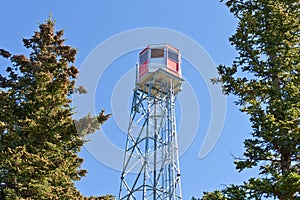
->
[119,44,183,200]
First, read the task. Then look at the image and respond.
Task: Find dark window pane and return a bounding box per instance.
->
[168,49,178,62]
[139,50,148,64]
[151,48,164,58]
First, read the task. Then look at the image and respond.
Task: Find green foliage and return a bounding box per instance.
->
[84,194,115,200]
[200,191,226,200]
[202,0,300,199]
[0,19,110,199]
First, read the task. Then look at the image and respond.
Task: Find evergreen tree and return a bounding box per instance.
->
[202,0,300,199]
[0,19,110,199]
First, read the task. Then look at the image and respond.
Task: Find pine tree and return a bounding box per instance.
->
[203,0,300,199]
[0,19,110,199]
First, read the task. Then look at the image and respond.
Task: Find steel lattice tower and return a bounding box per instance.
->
[119,44,183,200]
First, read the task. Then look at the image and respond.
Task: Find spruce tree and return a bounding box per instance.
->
[202,0,300,199]
[0,19,110,199]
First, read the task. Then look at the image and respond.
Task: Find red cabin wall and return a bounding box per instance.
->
[167,59,179,75]
[139,61,148,79]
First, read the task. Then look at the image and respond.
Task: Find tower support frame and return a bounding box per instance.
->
[119,74,182,200]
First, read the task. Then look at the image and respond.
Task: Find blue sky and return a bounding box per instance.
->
[0,1,256,199]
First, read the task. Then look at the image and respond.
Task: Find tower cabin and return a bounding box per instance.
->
[136,44,183,95]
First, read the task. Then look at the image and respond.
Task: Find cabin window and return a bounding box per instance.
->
[151,48,164,58]
[168,49,179,62]
[139,50,149,65]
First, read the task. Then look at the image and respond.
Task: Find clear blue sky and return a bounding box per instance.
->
[0,1,255,199]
